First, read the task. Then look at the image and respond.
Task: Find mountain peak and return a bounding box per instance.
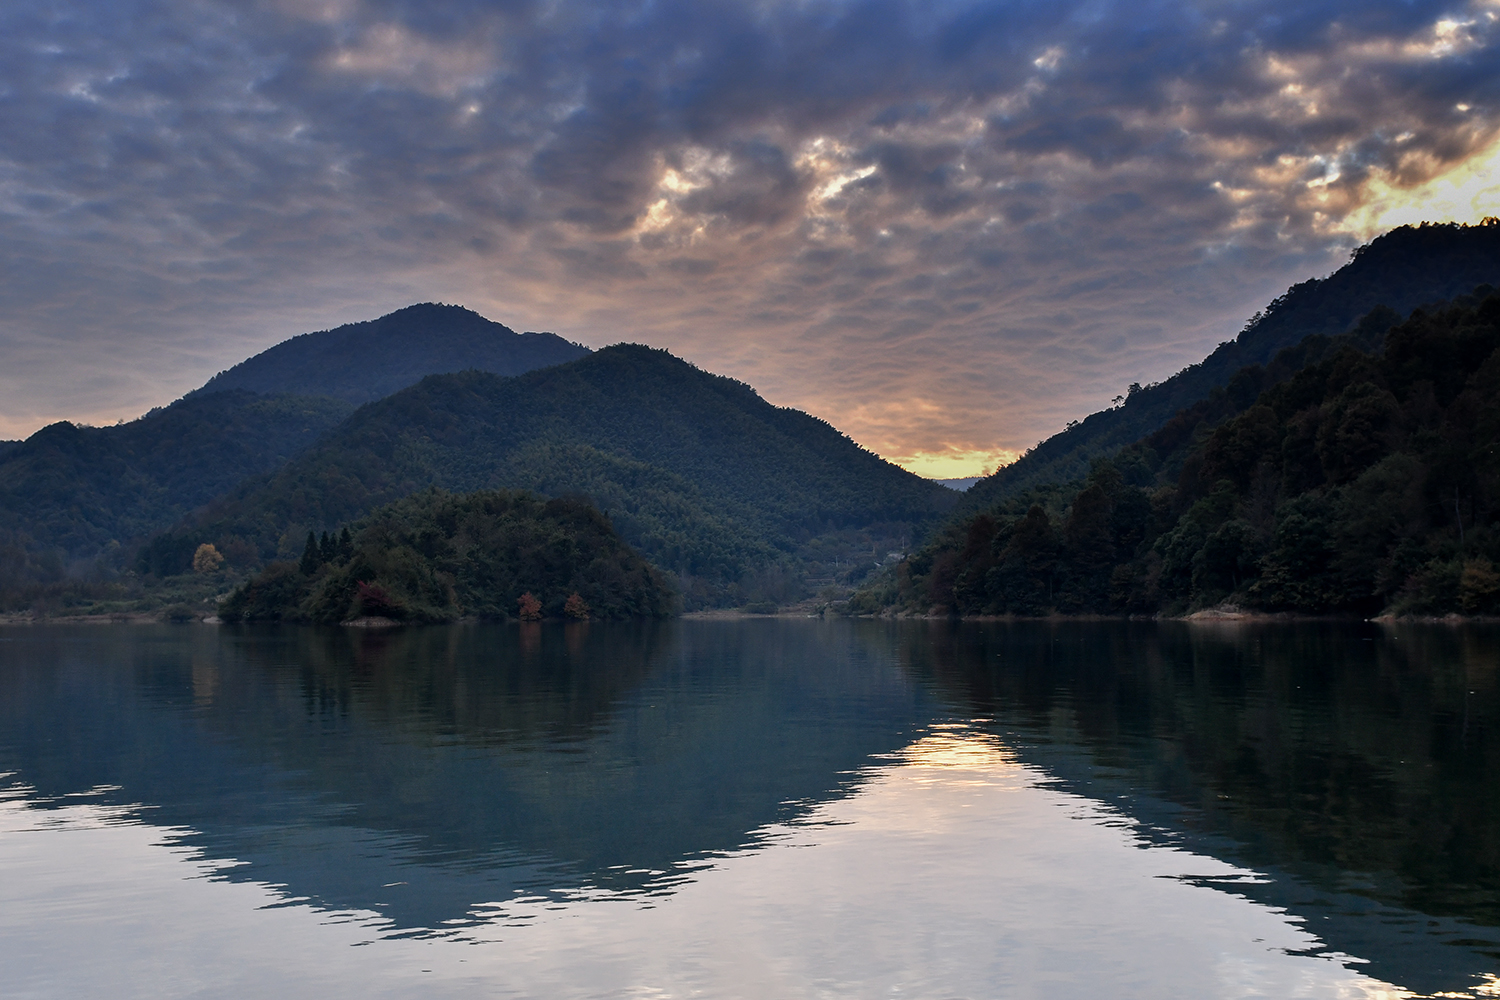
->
[193,304,590,404]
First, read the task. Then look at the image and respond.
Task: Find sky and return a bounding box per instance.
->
[3,0,1500,476]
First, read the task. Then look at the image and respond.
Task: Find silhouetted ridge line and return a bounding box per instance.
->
[965,220,1500,509]
[193,302,590,404]
[863,282,1500,617]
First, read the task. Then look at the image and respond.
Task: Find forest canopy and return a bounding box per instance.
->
[152,343,953,609]
[219,488,676,624]
[861,285,1500,618]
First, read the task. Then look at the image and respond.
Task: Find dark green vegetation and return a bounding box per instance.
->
[0,392,354,587]
[869,285,1500,617]
[220,488,673,623]
[8,225,1499,620]
[150,344,955,608]
[966,221,1500,509]
[193,303,589,404]
[0,304,592,615]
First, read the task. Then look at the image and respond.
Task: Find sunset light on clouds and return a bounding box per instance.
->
[3,0,1500,476]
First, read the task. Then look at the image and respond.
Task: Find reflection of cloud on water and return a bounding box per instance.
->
[0,727,1432,999]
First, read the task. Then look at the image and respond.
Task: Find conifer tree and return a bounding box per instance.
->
[299,531,319,575]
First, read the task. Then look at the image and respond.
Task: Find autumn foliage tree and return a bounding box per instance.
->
[192,543,224,573]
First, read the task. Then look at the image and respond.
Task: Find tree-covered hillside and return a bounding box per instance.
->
[193,303,589,403]
[0,391,353,582]
[863,287,1500,617]
[148,345,956,607]
[220,488,675,623]
[964,221,1500,509]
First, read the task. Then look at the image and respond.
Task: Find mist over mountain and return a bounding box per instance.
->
[192,303,590,403]
[966,222,1500,510]
[146,345,955,607]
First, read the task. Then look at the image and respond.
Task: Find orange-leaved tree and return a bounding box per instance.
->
[192,543,224,573]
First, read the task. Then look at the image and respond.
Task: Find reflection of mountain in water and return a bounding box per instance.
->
[0,621,930,931]
[899,619,1500,998]
[4,619,1499,996]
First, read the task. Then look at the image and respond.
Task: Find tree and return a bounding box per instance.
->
[517,591,543,621]
[299,531,320,575]
[564,592,591,620]
[355,580,406,620]
[192,543,224,574]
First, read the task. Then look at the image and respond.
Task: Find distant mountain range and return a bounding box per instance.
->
[192,303,589,403]
[5,221,1500,617]
[0,305,590,588]
[144,344,955,607]
[0,392,353,579]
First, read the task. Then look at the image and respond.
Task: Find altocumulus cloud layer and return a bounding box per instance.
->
[4,0,1500,473]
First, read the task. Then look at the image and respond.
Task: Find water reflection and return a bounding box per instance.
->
[0,619,1497,998]
[0,621,929,929]
[0,721,1420,1000]
[899,619,1500,997]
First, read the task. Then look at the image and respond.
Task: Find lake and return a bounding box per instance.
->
[1,619,1496,999]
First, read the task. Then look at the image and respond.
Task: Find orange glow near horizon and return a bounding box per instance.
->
[889,447,1022,481]
[1338,129,1500,239]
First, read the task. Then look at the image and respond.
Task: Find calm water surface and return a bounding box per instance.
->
[1,619,1497,999]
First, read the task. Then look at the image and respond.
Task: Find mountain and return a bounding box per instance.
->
[143,345,957,607]
[964,221,1500,510]
[863,286,1500,617]
[0,391,353,580]
[0,304,593,590]
[192,303,590,403]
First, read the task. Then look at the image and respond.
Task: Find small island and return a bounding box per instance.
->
[218,488,676,624]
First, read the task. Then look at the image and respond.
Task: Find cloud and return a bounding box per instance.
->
[1,0,1499,473]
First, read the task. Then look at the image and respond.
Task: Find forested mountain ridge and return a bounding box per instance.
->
[145,344,956,607]
[0,304,589,591]
[0,391,354,581]
[864,287,1500,617]
[192,303,590,403]
[964,221,1500,509]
